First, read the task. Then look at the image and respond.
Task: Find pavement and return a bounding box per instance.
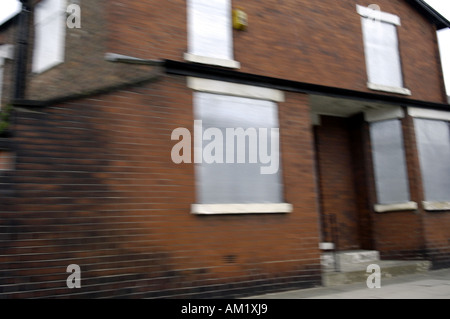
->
[246,268,450,299]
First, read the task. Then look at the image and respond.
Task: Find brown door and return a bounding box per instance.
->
[314,115,373,251]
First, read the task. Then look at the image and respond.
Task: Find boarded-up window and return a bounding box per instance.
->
[187,0,233,61]
[414,119,450,202]
[193,92,283,204]
[360,10,404,88]
[32,0,66,73]
[370,120,410,204]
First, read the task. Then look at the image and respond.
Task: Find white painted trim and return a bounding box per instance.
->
[184,53,241,69]
[423,201,450,211]
[364,107,405,123]
[356,5,401,26]
[187,77,285,102]
[311,113,321,126]
[367,83,411,96]
[0,44,14,60]
[374,201,418,213]
[191,203,293,215]
[408,108,450,121]
[319,242,335,250]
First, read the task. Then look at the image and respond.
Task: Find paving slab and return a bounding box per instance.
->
[245,268,450,299]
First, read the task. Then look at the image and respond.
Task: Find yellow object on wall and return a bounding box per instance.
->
[233,8,248,31]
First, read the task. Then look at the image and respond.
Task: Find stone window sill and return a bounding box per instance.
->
[184,53,241,69]
[367,83,411,96]
[374,201,418,213]
[423,201,450,211]
[191,203,293,215]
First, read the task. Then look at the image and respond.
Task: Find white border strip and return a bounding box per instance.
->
[356,5,401,26]
[408,107,450,121]
[367,83,411,96]
[0,44,14,60]
[374,201,418,213]
[423,201,450,211]
[184,53,241,69]
[191,203,293,215]
[187,77,285,102]
[319,242,335,250]
[365,107,405,123]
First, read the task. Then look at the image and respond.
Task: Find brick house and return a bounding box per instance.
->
[0,0,449,298]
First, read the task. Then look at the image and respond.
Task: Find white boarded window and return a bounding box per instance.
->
[193,92,284,204]
[0,44,14,110]
[358,5,407,93]
[187,0,233,61]
[370,120,410,204]
[414,119,450,202]
[32,0,66,73]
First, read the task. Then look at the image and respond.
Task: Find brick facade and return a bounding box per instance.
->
[1,76,322,298]
[0,0,449,298]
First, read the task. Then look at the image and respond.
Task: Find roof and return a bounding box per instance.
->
[0,10,20,29]
[408,0,450,30]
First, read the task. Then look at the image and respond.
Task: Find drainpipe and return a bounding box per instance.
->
[13,0,31,100]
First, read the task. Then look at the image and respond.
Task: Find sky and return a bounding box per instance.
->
[0,0,450,94]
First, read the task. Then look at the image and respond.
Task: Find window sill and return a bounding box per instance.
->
[319,242,335,250]
[374,201,418,213]
[367,83,411,96]
[423,201,450,211]
[191,203,293,215]
[184,53,241,69]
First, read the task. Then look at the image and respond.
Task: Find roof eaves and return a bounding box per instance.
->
[408,0,450,30]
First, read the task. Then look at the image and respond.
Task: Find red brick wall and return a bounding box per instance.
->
[0,75,322,298]
[20,0,446,102]
[402,114,450,266]
[366,114,427,260]
[106,0,447,103]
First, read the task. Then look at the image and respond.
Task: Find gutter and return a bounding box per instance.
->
[407,0,450,30]
[11,58,450,112]
[165,59,450,111]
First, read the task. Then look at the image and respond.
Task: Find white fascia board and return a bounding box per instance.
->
[187,77,285,102]
[408,107,450,121]
[365,107,405,123]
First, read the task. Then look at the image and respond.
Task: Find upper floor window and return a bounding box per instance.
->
[357,5,411,95]
[0,44,14,110]
[32,0,66,73]
[185,0,240,69]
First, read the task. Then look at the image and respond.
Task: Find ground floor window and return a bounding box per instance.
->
[414,118,450,202]
[369,119,410,205]
[193,91,284,204]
